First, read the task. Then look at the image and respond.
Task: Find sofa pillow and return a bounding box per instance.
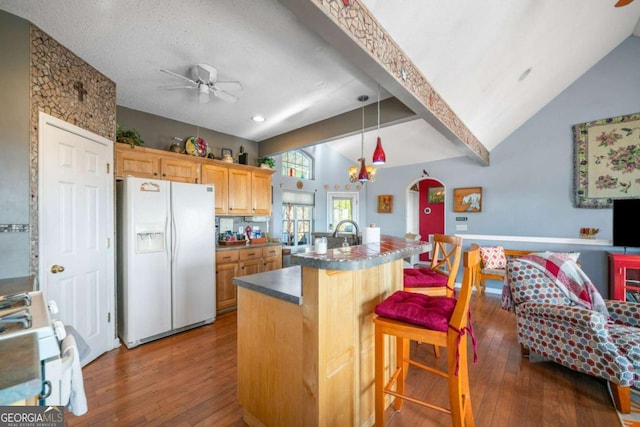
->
[375,290,456,331]
[479,246,507,270]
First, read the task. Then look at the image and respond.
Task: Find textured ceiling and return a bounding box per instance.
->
[1,0,639,168]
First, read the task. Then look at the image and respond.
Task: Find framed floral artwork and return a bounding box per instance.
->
[573,112,640,208]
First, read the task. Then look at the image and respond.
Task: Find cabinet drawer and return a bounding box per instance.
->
[262,246,282,258]
[239,248,261,261]
[216,250,239,264]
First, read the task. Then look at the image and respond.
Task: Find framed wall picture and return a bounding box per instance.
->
[573,111,640,208]
[427,186,445,203]
[377,194,393,213]
[453,187,482,212]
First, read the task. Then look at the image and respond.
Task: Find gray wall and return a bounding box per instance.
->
[0,10,30,278]
[117,106,260,164]
[364,35,640,296]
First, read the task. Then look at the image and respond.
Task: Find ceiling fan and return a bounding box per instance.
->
[160,64,242,104]
[615,0,634,6]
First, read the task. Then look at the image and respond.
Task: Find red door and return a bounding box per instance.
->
[419,179,445,262]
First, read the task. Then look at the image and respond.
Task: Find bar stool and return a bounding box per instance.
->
[403,234,463,298]
[373,246,480,426]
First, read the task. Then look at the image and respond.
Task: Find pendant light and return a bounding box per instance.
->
[372,85,386,165]
[357,95,369,182]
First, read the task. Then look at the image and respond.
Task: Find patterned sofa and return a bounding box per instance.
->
[505,252,640,413]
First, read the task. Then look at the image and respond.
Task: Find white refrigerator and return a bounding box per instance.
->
[117,177,216,348]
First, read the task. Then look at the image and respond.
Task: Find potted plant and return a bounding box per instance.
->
[257,156,275,169]
[116,125,144,147]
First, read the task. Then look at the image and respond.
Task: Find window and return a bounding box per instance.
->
[281,150,312,179]
[327,192,359,231]
[281,190,314,248]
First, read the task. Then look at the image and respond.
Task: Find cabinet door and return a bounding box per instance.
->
[252,171,273,216]
[261,256,282,272]
[609,252,640,301]
[228,169,252,215]
[216,262,238,312]
[115,146,159,179]
[239,258,261,276]
[202,164,229,215]
[160,156,199,183]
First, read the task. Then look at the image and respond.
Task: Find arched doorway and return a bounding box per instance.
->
[406,177,445,263]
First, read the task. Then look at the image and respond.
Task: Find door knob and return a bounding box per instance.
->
[50,265,65,274]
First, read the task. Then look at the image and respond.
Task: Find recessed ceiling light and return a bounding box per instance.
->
[251,115,265,122]
[518,67,533,81]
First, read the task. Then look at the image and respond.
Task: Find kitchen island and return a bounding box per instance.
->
[233,235,430,427]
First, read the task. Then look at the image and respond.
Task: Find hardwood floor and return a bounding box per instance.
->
[66,294,620,426]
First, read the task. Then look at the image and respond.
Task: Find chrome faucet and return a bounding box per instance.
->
[332,220,360,245]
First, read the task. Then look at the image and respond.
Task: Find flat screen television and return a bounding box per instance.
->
[612,198,640,248]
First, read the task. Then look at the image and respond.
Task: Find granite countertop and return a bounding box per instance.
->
[232,235,431,304]
[233,266,302,304]
[0,333,41,405]
[291,235,430,271]
[216,242,282,252]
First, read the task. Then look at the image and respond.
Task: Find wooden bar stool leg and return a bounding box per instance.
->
[375,325,385,425]
[447,333,474,427]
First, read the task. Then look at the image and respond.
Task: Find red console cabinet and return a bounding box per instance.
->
[608,252,640,301]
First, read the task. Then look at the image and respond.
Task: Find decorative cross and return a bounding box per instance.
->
[73,81,88,102]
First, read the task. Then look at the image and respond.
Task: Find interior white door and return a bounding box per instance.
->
[39,113,115,365]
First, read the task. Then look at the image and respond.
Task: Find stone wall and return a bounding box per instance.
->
[29,25,116,274]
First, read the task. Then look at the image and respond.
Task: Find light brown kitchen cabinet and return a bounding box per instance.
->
[215,245,282,312]
[116,145,160,179]
[115,144,199,183]
[115,145,274,215]
[252,171,273,216]
[216,250,239,313]
[261,246,282,272]
[228,169,252,215]
[201,164,229,215]
[228,169,273,216]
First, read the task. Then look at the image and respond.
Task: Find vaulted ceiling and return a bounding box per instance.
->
[1,0,639,167]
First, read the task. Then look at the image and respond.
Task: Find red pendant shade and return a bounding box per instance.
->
[372,136,386,165]
[358,158,369,182]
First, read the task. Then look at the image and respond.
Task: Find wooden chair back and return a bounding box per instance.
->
[430,234,463,290]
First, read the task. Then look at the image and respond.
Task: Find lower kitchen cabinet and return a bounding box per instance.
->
[261,246,282,272]
[215,245,282,312]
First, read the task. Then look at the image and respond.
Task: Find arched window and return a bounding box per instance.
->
[281,150,312,179]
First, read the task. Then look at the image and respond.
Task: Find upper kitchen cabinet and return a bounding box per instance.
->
[201,164,229,215]
[228,169,273,216]
[115,144,199,183]
[228,169,252,215]
[252,171,272,216]
[115,144,274,216]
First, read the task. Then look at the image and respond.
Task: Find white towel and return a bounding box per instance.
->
[61,335,88,416]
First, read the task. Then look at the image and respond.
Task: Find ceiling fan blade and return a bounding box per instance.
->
[615,0,634,6]
[212,89,239,103]
[164,85,196,90]
[160,69,198,85]
[214,81,243,92]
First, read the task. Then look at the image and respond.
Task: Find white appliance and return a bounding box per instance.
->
[117,177,216,348]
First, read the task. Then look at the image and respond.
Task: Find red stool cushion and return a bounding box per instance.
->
[375,290,456,332]
[403,268,448,288]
